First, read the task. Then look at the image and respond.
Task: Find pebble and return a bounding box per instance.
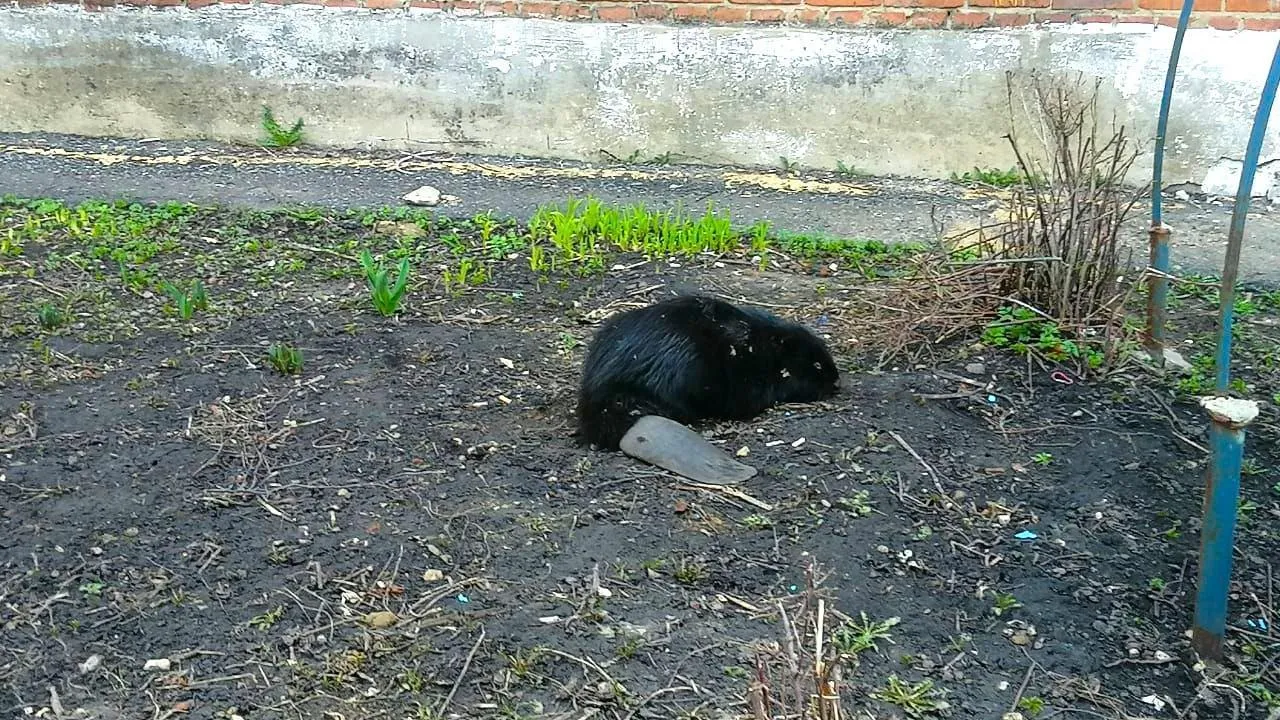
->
[79,655,102,674]
[403,185,442,207]
[422,569,444,582]
[123,527,139,538]
[964,362,986,375]
[143,658,171,672]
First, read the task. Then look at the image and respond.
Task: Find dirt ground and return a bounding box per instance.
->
[0,197,1278,720]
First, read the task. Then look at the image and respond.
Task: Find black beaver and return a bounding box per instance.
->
[575,294,840,483]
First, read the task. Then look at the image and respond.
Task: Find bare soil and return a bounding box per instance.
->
[0,199,1277,720]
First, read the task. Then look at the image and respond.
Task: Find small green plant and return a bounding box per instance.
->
[615,634,644,660]
[441,257,487,294]
[832,613,900,658]
[359,250,411,316]
[991,592,1021,616]
[672,557,707,585]
[79,581,105,597]
[1148,577,1166,592]
[36,303,65,330]
[261,105,305,147]
[982,305,1104,370]
[835,161,861,178]
[835,491,874,517]
[779,156,799,173]
[267,343,303,375]
[872,675,948,715]
[162,278,208,320]
[950,166,1026,188]
[503,647,544,680]
[249,605,285,631]
[1018,696,1046,716]
[740,514,773,530]
[1032,452,1053,466]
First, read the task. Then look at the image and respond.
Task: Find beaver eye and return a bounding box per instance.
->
[813,361,823,370]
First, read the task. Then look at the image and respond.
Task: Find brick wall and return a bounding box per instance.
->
[21,0,1280,31]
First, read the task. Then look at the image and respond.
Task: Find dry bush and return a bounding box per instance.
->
[828,71,1146,372]
[999,70,1146,328]
[746,562,846,720]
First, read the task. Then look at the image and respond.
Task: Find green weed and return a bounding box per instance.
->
[162,278,209,320]
[1032,452,1053,466]
[950,166,1026,188]
[991,592,1021,616]
[872,675,948,716]
[982,305,1104,370]
[261,105,305,147]
[36,303,65,330]
[831,613,900,658]
[267,343,303,375]
[835,160,861,178]
[359,250,411,316]
[441,257,488,294]
[249,605,286,631]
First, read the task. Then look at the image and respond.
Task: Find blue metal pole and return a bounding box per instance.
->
[1213,37,1280,393]
[1190,34,1280,662]
[1146,0,1196,364]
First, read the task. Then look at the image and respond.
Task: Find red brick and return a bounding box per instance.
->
[557,1,591,16]
[365,0,404,8]
[672,3,713,18]
[49,0,81,5]
[520,1,554,14]
[187,0,217,7]
[951,9,993,23]
[323,0,358,6]
[635,2,668,16]
[16,0,50,7]
[904,7,946,22]
[408,0,443,6]
[1116,11,1157,20]
[708,4,748,18]
[1209,12,1241,24]
[1155,11,1209,21]
[749,6,785,18]
[1244,15,1280,26]
[991,9,1033,20]
[870,8,906,21]
[827,7,865,19]
[1140,0,1217,9]
[791,5,823,17]
[1078,12,1117,20]
[1052,0,1131,9]
[1224,0,1272,9]
[1034,10,1073,19]
[970,0,1049,8]
[594,3,634,18]
[896,0,961,8]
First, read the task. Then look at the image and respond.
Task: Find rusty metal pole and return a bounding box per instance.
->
[1145,0,1196,366]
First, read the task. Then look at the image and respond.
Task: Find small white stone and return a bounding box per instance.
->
[79,655,102,674]
[143,658,171,672]
[403,185,442,207]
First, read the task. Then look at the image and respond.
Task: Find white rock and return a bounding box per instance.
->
[78,655,102,674]
[1201,157,1280,198]
[403,185,442,207]
[143,658,171,672]
[1175,189,1191,201]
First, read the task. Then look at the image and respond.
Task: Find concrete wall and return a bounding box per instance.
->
[1,4,1277,186]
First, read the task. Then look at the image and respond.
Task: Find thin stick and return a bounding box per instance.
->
[887,430,948,497]
[436,626,485,718]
